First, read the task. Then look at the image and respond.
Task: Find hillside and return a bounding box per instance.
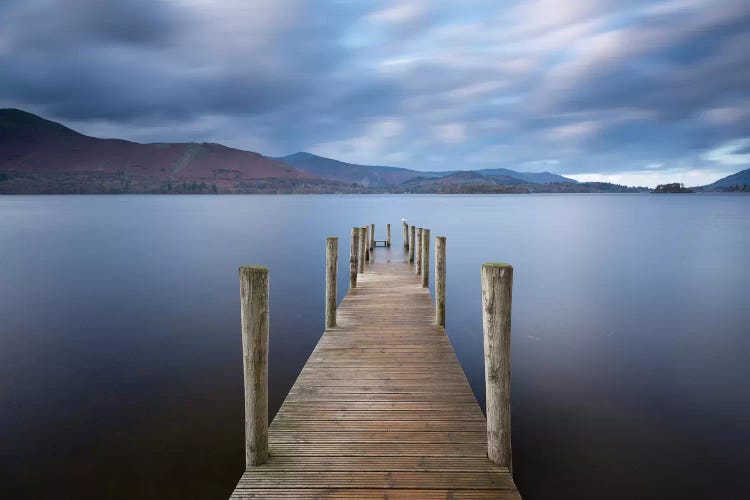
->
[471,168,576,184]
[0,108,646,195]
[273,152,433,187]
[276,152,577,187]
[400,171,526,191]
[700,168,750,191]
[0,109,311,193]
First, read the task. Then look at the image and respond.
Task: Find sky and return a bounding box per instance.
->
[1,0,749,187]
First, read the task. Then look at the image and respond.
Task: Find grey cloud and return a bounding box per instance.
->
[1,0,749,183]
[2,0,177,48]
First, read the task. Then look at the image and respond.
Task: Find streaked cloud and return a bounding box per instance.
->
[1,0,749,186]
[701,138,750,166]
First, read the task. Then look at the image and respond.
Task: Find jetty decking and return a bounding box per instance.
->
[230,225,520,498]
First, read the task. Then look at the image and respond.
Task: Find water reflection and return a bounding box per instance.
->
[1,194,748,499]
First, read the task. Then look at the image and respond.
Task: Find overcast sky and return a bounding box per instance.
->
[2,0,749,186]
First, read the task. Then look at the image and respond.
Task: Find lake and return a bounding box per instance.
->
[1,194,748,499]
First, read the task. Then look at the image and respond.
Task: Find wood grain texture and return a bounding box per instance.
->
[359,227,366,273]
[436,236,446,326]
[238,265,269,466]
[421,228,430,288]
[230,255,520,498]
[326,237,338,328]
[409,225,415,262]
[365,226,370,262]
[482,263,513,471]
[416,227,423,275]
[350,228,359,289]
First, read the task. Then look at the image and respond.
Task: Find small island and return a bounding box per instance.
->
[652,183,694,193]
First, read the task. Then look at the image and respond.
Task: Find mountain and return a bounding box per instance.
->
[275,152,577,186]
[700,168,750,191]
[401,171,526,189]
[472,168,576,184]
[0,108,595,194]
[0,109,311,193]
[273,152,433,187]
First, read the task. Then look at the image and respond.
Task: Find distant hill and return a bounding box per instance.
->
[0,109,311,193]
[275,151,577,187]
[401,171,526,190]
[472,168,576,184]
[273,152,434,187]
[0,108,632,194]
[398,172,639,194]
[700,168,750,191]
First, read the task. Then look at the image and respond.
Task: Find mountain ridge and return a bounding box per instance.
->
[700,168,750,191]
[273,152,430,187]
[0,108,313,193]
[3,108,738,194]
[276,151,578,186]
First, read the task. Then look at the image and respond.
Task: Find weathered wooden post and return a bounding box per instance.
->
[409,226,415,263]
[358,227,366,273]
[370,224,375,250]
[386,223,391,247]
[239,265,269,466]
[421,229,430,287]
[350,228,359,288]
[435,236,446,326]
[364,226,370,262]
[481,263,513,472]
[403,222,408,249]
[326,237,338,328]
[415,227,423,275]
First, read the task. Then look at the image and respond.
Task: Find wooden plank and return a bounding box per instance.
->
[269,420,488,432]
[234,471,516,489]
[230,490,521,499]
[274,411,484,421]
[265,443,489,457]
[285,392,478,402]
[241,455,509,472]
[230,257,520,498]
[269,431,487,443]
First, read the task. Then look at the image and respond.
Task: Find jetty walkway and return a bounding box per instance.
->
[229,223,520,499]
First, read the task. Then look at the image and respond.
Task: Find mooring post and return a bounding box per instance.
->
[326,237,338,328]
[370,224,375,250]
[409,226,415,263]
[358,227,366,273]
[436,236,446,326]
[386,223,391,247]
[364,226,370,262]
[416,228,423,275]
[421,229,430,287]
[481,263,513,472]
[403,222,408,249]
[239,265,269,467]
[350,228,359,289]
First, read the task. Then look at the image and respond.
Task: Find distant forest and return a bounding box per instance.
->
[0,170,651,195]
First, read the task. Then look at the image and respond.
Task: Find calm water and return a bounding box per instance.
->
[1,194,749,499]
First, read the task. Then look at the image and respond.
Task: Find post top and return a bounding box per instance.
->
[239,265,268,273]
[483,262,513,269]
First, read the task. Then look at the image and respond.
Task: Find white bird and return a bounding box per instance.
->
[401,218,407,223]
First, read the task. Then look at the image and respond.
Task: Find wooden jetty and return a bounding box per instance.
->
[231,223,520,499]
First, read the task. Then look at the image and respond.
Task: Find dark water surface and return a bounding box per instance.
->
[1,194,749,499]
